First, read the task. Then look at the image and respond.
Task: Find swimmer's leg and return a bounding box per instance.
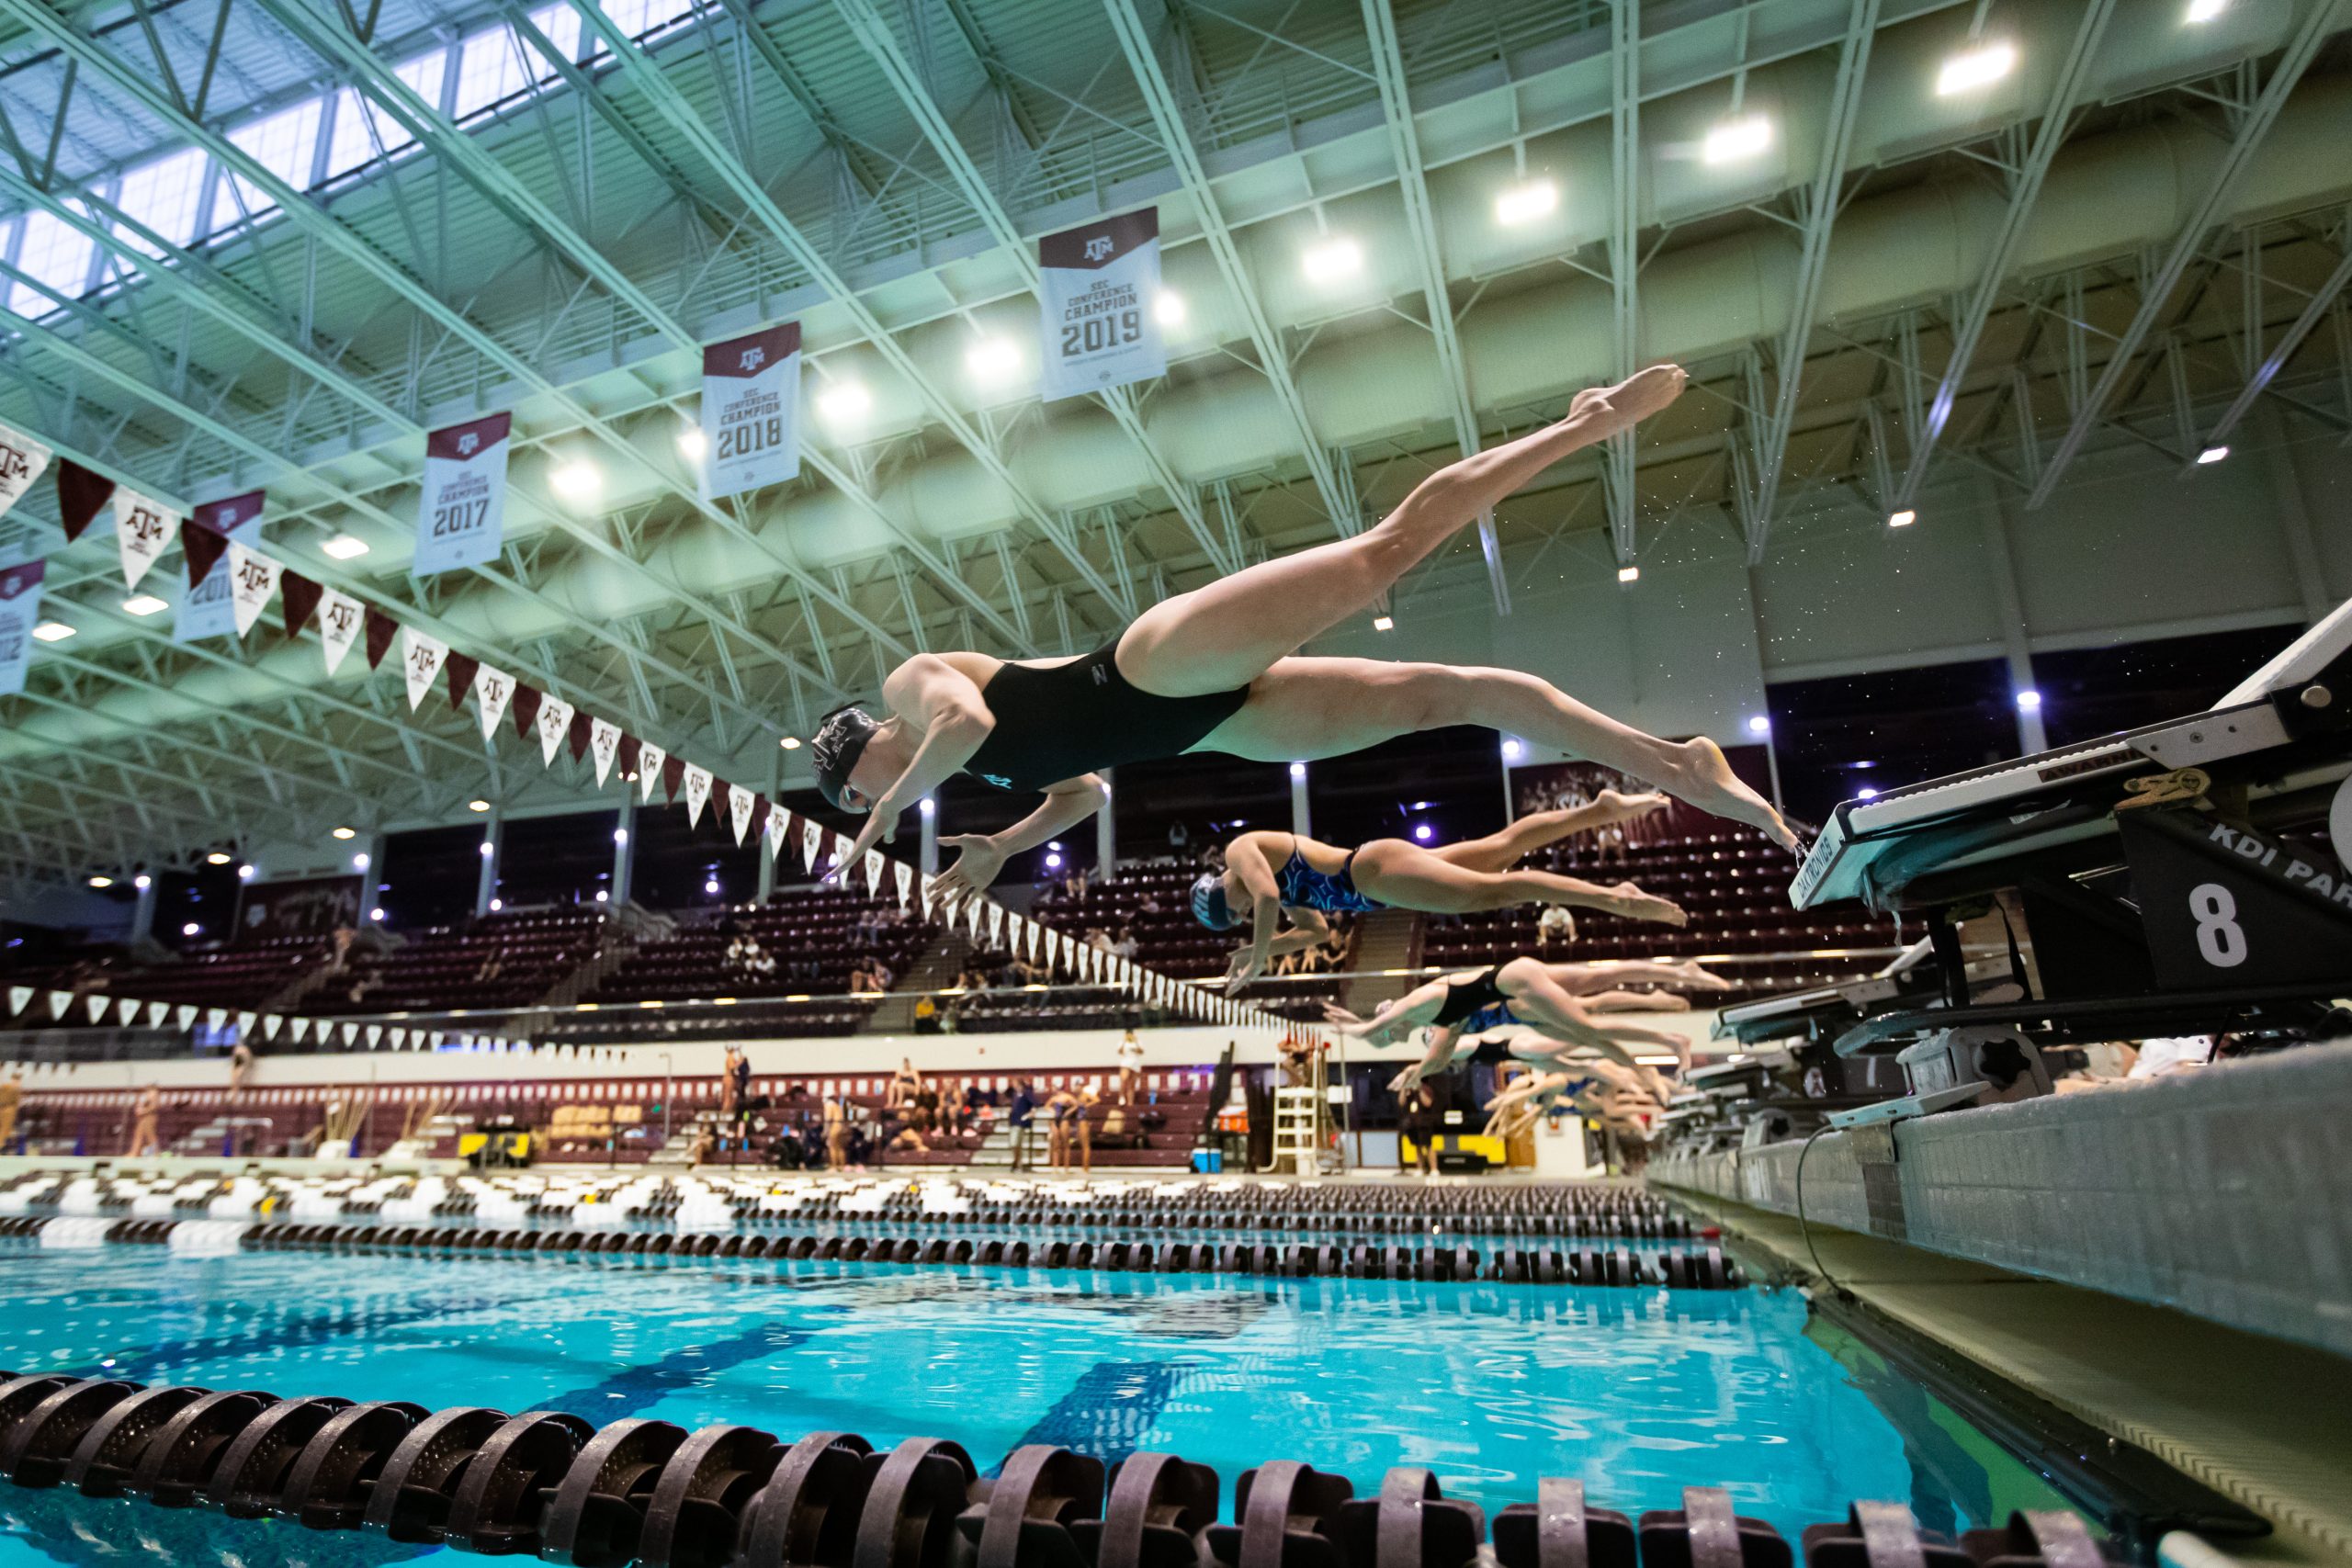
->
[1429,793,1666,874]
[1349,840,1684,925]
[1114,367,1688,698]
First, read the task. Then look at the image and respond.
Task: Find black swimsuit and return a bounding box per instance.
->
[1430,967,1509,1028]
[962,641,1250,793]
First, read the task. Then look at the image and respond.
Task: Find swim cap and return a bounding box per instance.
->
[811,705,879,808]
[1191,871,1240,930]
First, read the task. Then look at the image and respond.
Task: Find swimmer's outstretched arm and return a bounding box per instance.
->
[834,657,996,871]
[1221,835,1288,985]
[1323,976,1445,1043]
[933,773,1106,899]
[1388,1025,1471,1095]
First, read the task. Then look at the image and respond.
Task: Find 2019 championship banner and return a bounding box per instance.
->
[1039,209,1165,402]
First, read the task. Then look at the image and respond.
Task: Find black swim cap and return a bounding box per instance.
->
[811,705,879,808]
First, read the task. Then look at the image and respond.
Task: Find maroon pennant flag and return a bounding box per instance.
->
[567,709,593,763]
[752,794,772,838]
[661,755,684,801]
[179,520,229,586]
[56,459,114,542]
[711,778,731,820]
[445,652,480,712]
[616,734,640,780]
[279,571,322,642]
[512,682,544,742]
[363,608,399,670]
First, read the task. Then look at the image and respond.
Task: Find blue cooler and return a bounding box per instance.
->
[1191,1148,1223,1174]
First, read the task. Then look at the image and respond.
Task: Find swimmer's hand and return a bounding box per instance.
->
[931,835,1007,902]
[827,806,899,883]
[1224,945,1266,987]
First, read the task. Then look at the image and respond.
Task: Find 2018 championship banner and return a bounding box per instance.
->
[701,325,802,500]
[0,559,43,697]
[414,412,513,577]
[176,491,266,643]
[1038,209,1165,402]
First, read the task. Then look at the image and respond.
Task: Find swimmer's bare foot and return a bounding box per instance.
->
[1661,736,1798,850]
[1604,881,1685,926]
[1676,963,1735,992]
[1595,788,1672,822]
[1573,365,1689,436]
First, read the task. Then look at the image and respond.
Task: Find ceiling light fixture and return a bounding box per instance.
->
[30,621,75,642]
[1493,180,1558,226]
[1936,40,2018,96]
[1702,114,1774,164]
[321,533,370,559]
[122,594,169,616]
[1301,235,1363,283]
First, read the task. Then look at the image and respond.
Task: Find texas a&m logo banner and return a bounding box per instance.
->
[0,421,52,524]
[415,412,512,577]
[1038,209,1164,401]
[700,325,801,500]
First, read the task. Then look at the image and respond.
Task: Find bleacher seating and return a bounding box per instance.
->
[308,909,607,1015]
[588,887,933,1005]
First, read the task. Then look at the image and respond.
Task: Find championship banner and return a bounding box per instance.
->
[0,421,53,523]
[1039,209,1164,401]
[415,412,512,577]
[175,491,266,643]
[113,490,177,591]
[0,560,42,697]
[701,325,801,499]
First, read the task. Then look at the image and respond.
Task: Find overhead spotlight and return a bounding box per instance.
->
[237,863,254,880]
[614,828,629,845]
[332,826,356,840]
[676,426,709,461]
[1154,290,1187,327]
[2015,689,2042,713]
[1855,786,1880,801]
[489,897,503,912]
[206,852,232,865]
[322,533,370,559]
[30,621,75,642]
[370,907,385,921]
[1888,509,1917,528]
[1412,823,1434,842]
[352,852,369,871]
[1044,852,1063,869]
[2187,0,2228,19]
[1747,716,1771,736]
[779,736,801,750]
[1936,40,2017,96]
[1500,739,1523,761]
[595,889,609,903]
[134,874,151,890]
[1493,180,1559,227]
[1301,235,1363,284]
[704,877,721,896]
[919,797,935,816]
[479,840,494,858]
[1617,566,1641,584]
[548,459,603,501]
[182,921,202,937]
[469,799,491,812]
[817,379,872,425]
[965,336,1023,384]
[2197,445,2230,465]
[1702,114,1774,164]
[1371,615,1394,632]
[121,594,169,617]
[88,874,113,889]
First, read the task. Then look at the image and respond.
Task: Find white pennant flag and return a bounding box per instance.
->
[638,742,667,804]
[764,804,790,861]
[988,902,1006,945]
[473,664,514,741]
[6,985,29,1017]
[175,1004,198,1031]
[537,695,576,768]
[46,990,72,1021]
[235,1010,256,1037]
[390,1028,409,1050]
[399,626,447,711]
[0,421,53,521]
[317,590,365,676]
[801,818,823,874]
[729,782,756,845]
[863,848,886,896]
[892,859,912,908]
[365,1023,383,1049]
[590,718,622,787]
[118,997,141,1025]
[292,1017,314,1044]
[86,994,108,1023]
[263,1014,283,1040]
[966,897,984,941]
[338,1021,356,1046]
[205,1007,226,1030]
[682,764,712,828]
[145,1000,169,1029]
[112,491,176,590]
[225,541,281,636]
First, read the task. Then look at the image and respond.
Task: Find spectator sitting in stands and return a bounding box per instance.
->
[1111,926,1139,962]
[687,1125,717,1166]
[227,1041,254,1100]
[1538,904,1577,951]
[913,995,941,1032]
[849,958,883,995]
[887,1057,922,1110]
[1136,890,1163,916]
[1084,927,1112,953]
[474,952,503,984]
[1168,821,1190,855]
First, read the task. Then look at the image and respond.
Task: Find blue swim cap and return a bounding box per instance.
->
[1191,871,1240,930]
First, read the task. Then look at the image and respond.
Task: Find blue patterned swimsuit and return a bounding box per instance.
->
[1273,840,1383,915]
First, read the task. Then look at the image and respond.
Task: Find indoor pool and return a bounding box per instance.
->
[0,1245,2076,1565]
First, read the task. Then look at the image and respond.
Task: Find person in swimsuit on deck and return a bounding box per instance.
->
[1193,789,1679,983]
[803,367,1795,890]
[1326,956,1730,1096]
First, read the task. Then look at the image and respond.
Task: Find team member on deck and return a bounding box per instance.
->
[806,367,1795,889]
[1193,789,1679,984]
[1326,956,1727,1092]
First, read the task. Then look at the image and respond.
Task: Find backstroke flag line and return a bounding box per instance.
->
[701,325,802,500]
[415,412,512,577]
[1038,208,1164,401]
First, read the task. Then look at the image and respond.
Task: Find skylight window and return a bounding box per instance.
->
[220,98,323,227]
[113,147,208,256]
[6,207,97,317]
[325,52,447,180]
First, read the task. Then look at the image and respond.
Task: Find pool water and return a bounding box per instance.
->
[0,1246,2077,1565]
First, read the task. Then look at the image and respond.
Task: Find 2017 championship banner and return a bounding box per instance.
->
[1038,209,1165,402]
[414,412,513,577]
[176,491,266,643]
[0,559,43,697]
[701,325,802,500]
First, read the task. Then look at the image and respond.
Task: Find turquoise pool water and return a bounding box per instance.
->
[0,1245,2073,1564]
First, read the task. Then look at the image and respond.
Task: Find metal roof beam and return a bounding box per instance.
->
[2199,209,2352,453]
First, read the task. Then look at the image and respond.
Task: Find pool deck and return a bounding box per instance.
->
[1688,1191,2352,1568]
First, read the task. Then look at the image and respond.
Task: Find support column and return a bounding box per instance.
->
[612,796,637,909]
[1096,771,1117,881]
[1289,761,1313,840]
[129,874,157,943]
[356,833,385,923]
[755,750,780,903]
[475,810,503,917]
[1982,493,2049,755]
[921,796,940,878]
